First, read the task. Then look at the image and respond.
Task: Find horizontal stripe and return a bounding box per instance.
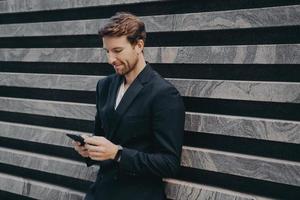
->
[1,120,298,164]
[0,147,98,181]
[164,178,264,200]
[0,0,162,13]
[185,112,300,144]
[1,73,299,103]
[0,97,299,143]
[0,121,89,147]
[0,172,84,200]
[0,5,299,37]
[0,97,95,120]
[1,62,300,82]
[1,45,299,64]
[2,129,298,188]
[1,27,300,48]
[179,166,300,199]
[0,73,103,91]
[182,147,300,186]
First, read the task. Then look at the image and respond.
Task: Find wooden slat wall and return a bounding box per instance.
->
[0,0,299,199]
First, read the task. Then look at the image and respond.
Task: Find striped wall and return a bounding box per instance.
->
[0,0,300,199]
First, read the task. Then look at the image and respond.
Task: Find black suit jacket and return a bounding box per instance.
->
[84,64,185,200]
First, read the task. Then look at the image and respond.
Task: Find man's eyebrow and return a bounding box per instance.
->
[103,47,123,51]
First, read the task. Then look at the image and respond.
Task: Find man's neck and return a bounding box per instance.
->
[124,58,146,85]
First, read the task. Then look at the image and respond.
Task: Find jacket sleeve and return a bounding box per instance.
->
[85,79,106,167]
[94,79,107,136]
[118,86,185,178]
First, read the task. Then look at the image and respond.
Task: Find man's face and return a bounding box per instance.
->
[103,35,140,76]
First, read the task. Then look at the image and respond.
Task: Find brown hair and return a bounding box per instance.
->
[99,12,146,45]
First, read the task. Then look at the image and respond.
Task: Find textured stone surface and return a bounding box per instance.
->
[164,179,265,200]
[181,147,300,186]
[0,1,299,198]
[0,5,299,36]
[2,73,299,103]
[0,172,263,200]
[0,0,162,13]
[0,147,98,181]
[1,45,299,64]
[159,5,300,31]
[0,18,109,37]
[169,79,300,103]
[2,119,300,186]
[0,48,102,63]
[0,73,103,91]
[0,173,85,200]
[185,112,300,144]
[146,45,300,64]
[0,97,95,120]
[0,121,89,146]
[1,98,299,145]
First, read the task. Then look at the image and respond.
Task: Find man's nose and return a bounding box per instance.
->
[107,53,117,65]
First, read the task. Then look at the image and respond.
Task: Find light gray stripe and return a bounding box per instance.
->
[0,73,103,91]
[0,97,95,120]
[0,105,299,144]
[0,156,261,200]
[164,179,266,200]
[182,147,300,186]
[0,147,98,181]
[0,121,90,147]
[185,112,300,144]
[169,79,300,103]
[2,124,298,187]
[1,73,300,103]
[1,45,299,64]
[0,0,163,13]
[0,5,299,36]
[0,172,84,200]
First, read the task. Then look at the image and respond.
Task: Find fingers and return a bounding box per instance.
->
[85,143,105,153]
[73,136,116,161]
[72,141,81,146]
[88,151,109,160]
[85,145,107,160]
[85,144,108,158]
[73,140,106,159]
[84,136,105,146]
[80,134,93,139]
[89,155,104,160]
[73,141,89,157]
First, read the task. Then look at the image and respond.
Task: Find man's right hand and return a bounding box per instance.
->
[73,134,91,158]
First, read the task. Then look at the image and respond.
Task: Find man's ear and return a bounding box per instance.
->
[135,39,144,53]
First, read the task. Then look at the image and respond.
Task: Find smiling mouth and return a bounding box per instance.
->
[114,64,122,68]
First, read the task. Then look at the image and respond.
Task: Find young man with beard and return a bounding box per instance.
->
[73,12,185,200]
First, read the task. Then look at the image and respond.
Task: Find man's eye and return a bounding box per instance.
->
[114,49,122,53]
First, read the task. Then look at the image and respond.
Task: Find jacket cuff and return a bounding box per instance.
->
[85,157,96,167]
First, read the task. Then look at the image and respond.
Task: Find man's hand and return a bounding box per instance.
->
[73,134,91,158]
[84,136,118,161]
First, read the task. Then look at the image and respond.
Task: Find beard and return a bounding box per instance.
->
[114,57,139,76]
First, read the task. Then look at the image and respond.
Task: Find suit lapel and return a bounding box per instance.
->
[115,79,143,116]
[108,75,123,110]
[105,75,122,139]
[108,64,153,140]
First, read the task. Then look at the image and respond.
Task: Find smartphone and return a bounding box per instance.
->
[66,134,85,146]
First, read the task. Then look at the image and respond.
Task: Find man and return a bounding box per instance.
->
[73,12,185,200]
